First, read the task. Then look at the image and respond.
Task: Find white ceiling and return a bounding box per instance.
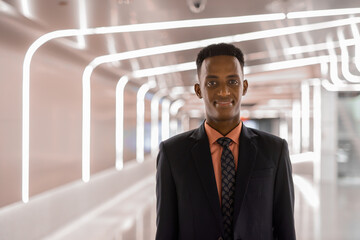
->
[2,0,360,117]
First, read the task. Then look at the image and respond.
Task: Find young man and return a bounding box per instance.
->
[156,43,296,240]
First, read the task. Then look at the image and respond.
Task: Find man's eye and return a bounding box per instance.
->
[229,79,239,85]
[207,81,217,87]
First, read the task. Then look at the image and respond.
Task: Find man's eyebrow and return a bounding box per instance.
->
[205,75,218,79]
[226,74,240,78]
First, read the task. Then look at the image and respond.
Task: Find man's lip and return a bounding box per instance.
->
[214,100,234,106]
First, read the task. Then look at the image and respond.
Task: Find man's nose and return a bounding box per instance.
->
[217,85,230,96]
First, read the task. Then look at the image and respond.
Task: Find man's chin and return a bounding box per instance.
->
[211,114,240,122]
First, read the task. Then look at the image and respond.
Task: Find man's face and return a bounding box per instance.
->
[194,55,248,124]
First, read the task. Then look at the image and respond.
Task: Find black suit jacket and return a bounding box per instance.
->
[156,122,296,240]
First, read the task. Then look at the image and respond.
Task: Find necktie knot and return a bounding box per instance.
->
[217,137,232,148]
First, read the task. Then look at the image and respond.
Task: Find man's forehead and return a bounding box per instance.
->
[201,55,242,73]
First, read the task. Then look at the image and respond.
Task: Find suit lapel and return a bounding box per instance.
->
[233,124,258,224]
[190,123,223,233]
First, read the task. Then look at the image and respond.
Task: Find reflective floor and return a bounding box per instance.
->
[294,175,360,240]
[45,174,360,240]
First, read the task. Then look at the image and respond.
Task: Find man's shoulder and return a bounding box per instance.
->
[161,128,197,147]
[245,126,284,146]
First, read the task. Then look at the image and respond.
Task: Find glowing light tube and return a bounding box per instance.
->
[161,99,171,141]
[136,80,156,163]
[22,29,89,202]
[313,79,322,182]
[77,0,87,49]
[93,13,286,33]
[169,100,185,136]
[292,100,301,154]
[301,81,310,151]
[326,35,347,86]
[115,76,129,170]
[337,29,360,83]
[279,119,288,141]
[324,36,360,90]
[150,87,191,156]
[132,62,195,79]
[350,22,360,72]
[151,90,167,157]
[287,8,360,19]
[321,79,360,91]
[81,64,94,182]
[337,28,360,83]
[21,0,31,18]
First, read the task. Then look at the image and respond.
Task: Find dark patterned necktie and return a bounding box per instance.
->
[217,137,235,240]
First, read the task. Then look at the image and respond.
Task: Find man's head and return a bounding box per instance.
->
[196,43,245,74]
[194,43,248,126]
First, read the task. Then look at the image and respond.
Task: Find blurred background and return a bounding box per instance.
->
[0,0,360,239]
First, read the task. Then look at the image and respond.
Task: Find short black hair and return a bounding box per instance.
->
[196,43,245,74]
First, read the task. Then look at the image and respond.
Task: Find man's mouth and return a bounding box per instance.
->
[214,100,234,107]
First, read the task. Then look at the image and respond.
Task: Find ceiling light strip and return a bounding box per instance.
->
[287,8,360,19]
[93,13,286,34]
[77,0,87,49]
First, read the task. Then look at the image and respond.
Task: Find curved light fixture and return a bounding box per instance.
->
[301,81,310,152]
[136,79,157,163]
[321,79,360,91]
[161,99,171,141]
[322,36,360,91]
[312,79,322,182]
[169,99,186,136]
[326,35,347,85]
[149,87,193,156]
[150,90,168,157]
[292,100,301,154]
[337,28,360,83]
[350,21,360,72]
[115,76,129,171]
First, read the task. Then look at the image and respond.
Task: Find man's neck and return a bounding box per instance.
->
[206,119,241,136]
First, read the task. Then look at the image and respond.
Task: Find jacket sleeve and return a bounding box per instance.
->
[155,142,179,240]
[273,139,296,239]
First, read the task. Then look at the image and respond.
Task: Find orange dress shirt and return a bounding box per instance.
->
[204,121,242,204]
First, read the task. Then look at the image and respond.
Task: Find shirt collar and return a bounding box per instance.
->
[204,121,242,145]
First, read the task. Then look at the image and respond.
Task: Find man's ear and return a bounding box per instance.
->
[194,83,202,99]
[242,79,248,96]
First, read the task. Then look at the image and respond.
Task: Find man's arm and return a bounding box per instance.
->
[273,139,296,239]
[156,142,178,240]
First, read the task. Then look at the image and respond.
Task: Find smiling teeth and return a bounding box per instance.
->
[216,101,233,106]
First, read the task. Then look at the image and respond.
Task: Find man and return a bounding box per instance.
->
[156,43,296,240]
